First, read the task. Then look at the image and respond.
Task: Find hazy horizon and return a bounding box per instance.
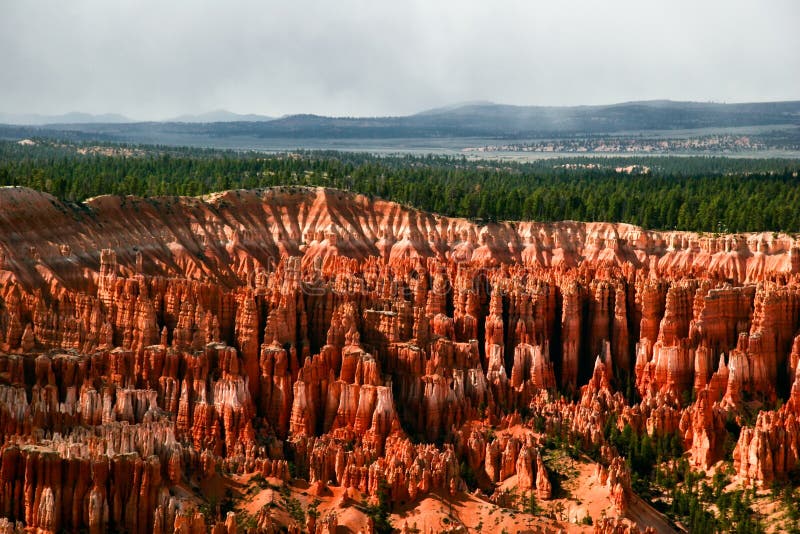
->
[6,98,800,125]
[2,0,799,121]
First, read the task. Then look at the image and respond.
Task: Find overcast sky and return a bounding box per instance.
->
[1,0,798,120]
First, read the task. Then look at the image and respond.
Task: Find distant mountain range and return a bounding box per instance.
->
[167,110,274,123]
[1,100,798,145]
[0,109,273,125]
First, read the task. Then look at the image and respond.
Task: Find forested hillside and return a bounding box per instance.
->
[2,140,799,232]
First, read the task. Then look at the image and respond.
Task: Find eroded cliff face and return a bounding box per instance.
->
[0,186,799,532]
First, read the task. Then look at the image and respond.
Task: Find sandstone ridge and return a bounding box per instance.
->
[0,186,797,293]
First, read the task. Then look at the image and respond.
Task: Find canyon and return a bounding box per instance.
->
[0,185,799,533]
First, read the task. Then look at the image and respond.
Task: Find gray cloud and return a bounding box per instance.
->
[1,0,798,120]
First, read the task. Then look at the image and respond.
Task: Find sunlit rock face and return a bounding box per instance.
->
[0,185,799,531]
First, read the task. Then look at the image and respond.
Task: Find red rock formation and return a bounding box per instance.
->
[680,388,726,468]
[594,453,632,514]
[535,452,552,500]
[733,408,800,487]
[733,364,800,486]
[593,517,657,534]
[1,186,799,531]
[789,333,800,383]
[560,280,582,390]
[612,284,631,373]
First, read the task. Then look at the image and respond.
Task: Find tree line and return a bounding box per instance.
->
[1,140,799,233]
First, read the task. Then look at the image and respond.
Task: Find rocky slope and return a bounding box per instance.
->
[0,186,799,533]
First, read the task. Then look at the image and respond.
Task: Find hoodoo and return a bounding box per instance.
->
[0,186,799,532]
